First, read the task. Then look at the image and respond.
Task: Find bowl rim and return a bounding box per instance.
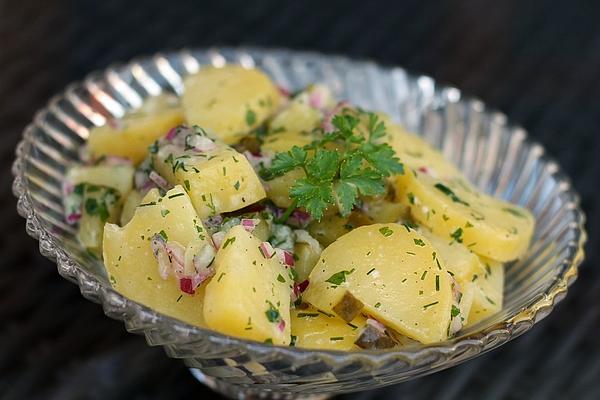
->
[11,46,587,363]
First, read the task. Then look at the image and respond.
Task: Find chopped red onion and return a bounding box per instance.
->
[211,231,226,249]
[149,171,171,191]
[276,249,295,266]
[259,241,275,259]
[243,151,272,170]
[186,134,217,152]
[366,317,387,333]
[165,241,185,278]
[165,126,179,140]
[240,218,261,233]
[277,319,286,333]
[278,86,290,98]
[65,212,82,225]
[179,277,195,294]
[193,244,216,271]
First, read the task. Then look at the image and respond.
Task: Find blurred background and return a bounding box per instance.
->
[1,0,599,399]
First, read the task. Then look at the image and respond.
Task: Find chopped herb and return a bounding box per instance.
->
[138,201,157,207]
[168,193,185,199]
[246,108,257,126]
[407,192,415,204]
[330,336,344,341]
[450,227,463,243]
[176,294,183,302]
[265,301,281,323]
[379,226,394,237]
[260,113,403,220]
[161,209,170,217]
[233,181,240,191]
[470,211,485,221]
[435,275,440,291]
[451,305,461,318]
[158,230,168,241]
[264,338,273,344]
[420,271,428,280]
[184,179,191,191]
[414,238,426,247]
[442,214,450,221]
[222,166,227,176]
[465,221,474,228]
[436,258,442,270]
[472,274,479,282]
[217,272,226,282]
[434,183,469,206]
[485,296,496,305]
[423,301,439,310]
[366,268,376,275]
[485,263,492,277]
[222,237,236,249]
[277,274,286,283]
[296,312,320,318]
[109,275,116,285]
[290,335,297,346]
[502,207,527,218]
[325,268,355,286]
[347,322,358,330]
[432,251,437,260]
[232,156,239,163]
[406,251,416,255]
[374,302,381,308]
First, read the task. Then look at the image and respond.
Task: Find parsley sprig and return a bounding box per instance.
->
[261,112,404,220]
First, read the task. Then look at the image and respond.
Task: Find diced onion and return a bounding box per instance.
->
[259,242,275,259]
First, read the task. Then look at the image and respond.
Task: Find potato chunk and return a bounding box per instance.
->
[67,165,134,196]
[303,224,455,344]
[467,257,504,326]
[291,307,365,351]
[394,171,534,261]
[103,186,209,327]
[270,102,322,134]
[203,225,292,345]
[152,141,266,218]
[182,66,280,144]
[384,116,463,179]
[88,94,184,165]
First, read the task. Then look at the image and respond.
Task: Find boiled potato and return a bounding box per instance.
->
[394,171,534,262]
[270,102,322,134]
[203,225,292,345]
[67,165,134,196]
[182,66,280,144]
[307,213,352,247]
[88,94,184,165]
[261,131,314,155]
[103,186,210,327]
[303,223,455,344]
[120,189,143,225]
[152,143,266,218]
[418,228,480,288]
[77,185,121,253]
[291,307,365,351]
[467,257,504,326]
[263,168,304,209]
[352,194,409,225]
[383,115,463,179]
[293,230,322,282]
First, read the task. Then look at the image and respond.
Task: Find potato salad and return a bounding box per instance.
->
[62,65,534,350]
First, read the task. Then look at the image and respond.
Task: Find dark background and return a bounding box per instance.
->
[1,0,599,399]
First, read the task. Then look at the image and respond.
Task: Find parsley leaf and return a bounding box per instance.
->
[261,112,404,220]
[325,268,355,285]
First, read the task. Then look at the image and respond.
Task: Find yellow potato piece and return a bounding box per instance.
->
[467,257,504,326]
[270,102,322,134]
[383,116,463,179]
[261,131,314,155]
[394,171,534,262]
[120,190,143,226]
[182,66,280,144]
[303,223,454,344]
[418,228,480,288]
[67,165,134,196]
[307,213,353,247]
[152,143,266,218]
[291,307,365,351]
[88,95,184,165]
[103,186,209,327]
[204,225,292,345]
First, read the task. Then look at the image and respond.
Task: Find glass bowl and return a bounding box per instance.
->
[12,48,586,399]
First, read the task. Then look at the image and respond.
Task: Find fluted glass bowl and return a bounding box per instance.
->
[12,48,585,399]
